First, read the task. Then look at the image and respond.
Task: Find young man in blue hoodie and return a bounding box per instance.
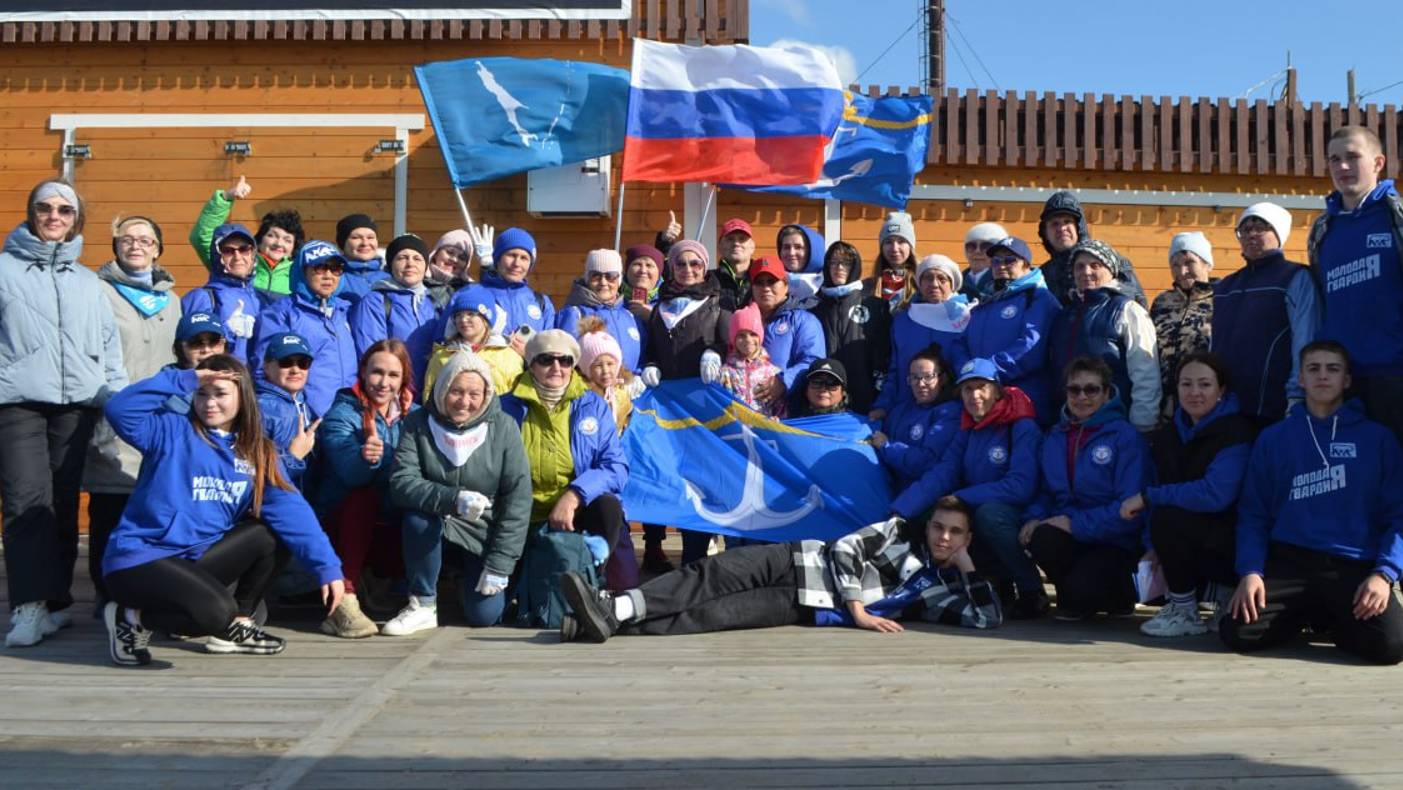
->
[1220,341,1403,664]
[557,497,1001,642]
[1306,126,1403,443]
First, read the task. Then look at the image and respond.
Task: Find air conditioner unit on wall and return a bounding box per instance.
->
[527,156,612,217]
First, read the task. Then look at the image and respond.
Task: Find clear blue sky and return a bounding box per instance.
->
[750,0,1403,106]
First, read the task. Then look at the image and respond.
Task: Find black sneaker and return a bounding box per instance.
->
[1053,605,1092,622]
[559,572,618,643]
[1008,590,1050,620]
[206,619,286,655]
[560,613,582,643]
[104,602,152,667]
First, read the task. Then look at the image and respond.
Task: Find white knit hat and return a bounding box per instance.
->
[1168,231,1215,269]
[964,222,1008,246]
[915,254,962,293]
[1237,202,1292,246]
[584,249,623,276]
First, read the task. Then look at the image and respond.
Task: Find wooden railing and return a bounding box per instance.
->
[854,85,1403,179]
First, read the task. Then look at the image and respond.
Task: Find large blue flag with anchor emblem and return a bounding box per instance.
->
[621,381,893,542]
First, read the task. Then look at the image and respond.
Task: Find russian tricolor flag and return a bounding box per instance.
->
[622,39,846,185]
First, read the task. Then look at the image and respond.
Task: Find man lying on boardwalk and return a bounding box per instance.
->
[558,496,1002,643]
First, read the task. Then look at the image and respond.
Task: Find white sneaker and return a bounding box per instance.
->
[380,596,438,636]
[6,602,49,648]
[1140,600,1208,637]
[43,609,73,636]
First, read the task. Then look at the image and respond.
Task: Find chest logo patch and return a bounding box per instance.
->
[1000,304,1018,319]
[849,304,871,324]
[988,446,1008,465]
[526,304,542,320]
[909,423,924,441]
[1092,445,1114,465]
[1330,442,1357,459]
[627,326,641,341]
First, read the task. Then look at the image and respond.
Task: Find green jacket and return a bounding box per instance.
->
[189,189,293,298]
[389,396,532,576]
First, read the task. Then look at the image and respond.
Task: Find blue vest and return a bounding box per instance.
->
[1211,252,1302,420]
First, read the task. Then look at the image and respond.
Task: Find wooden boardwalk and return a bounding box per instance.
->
[1,539,1400,789]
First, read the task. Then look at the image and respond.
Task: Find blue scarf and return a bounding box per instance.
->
[111,281,171,318]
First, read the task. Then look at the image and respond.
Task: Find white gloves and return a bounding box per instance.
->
[475,569,510,597]
[225,299,256,339]
[699,350,722,385]
[455,489,491,521]
[470,223,495,269]
[626,375,647,399]
[640,365,662,388]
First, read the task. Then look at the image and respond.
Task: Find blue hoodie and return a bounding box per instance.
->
[779,224,827,309]
[1026,391,1149,552]
[764,305,826,391]
[891,387,1043,519]
[480,269,556,336]
[1144,394,1252,514]
[256,379,318,491]
[252,241,358,416]
[1313,180,1403,376]
[100,368,343,585]
[873,295,973,413]
[500,386,629,507]
[309,387,414,515]
[349,277,441,384]
[555,284,648,373]
[955,268,1062,420]
[338,256,391,305]
[181,222,263,364]
[877,398,962,491]
[1236,400,1403,581]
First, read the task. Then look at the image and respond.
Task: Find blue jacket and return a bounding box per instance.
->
[1145,394,1254,515]
[338,256,391,305]
[480,270,556,336]
[349,278,441,384]
[956,268,1061,420]
[555,282,648,373]
[100,368,343,584]
[252,247,358,416]
[763,306,826,392]
[873,296,972,413]
[1211,252,1317,419]
[1049,284,1161,431]
[309,387,414,515]
[891,387,1043,519]
[1027,393,1150,552]
[181,222,264,364]
[877,398,962,491]
[256,380,318,491]
[500,386,629,507]
[0,224,126,406]
[1236,400,1403,581]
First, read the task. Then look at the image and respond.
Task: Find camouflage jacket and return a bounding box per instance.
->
[1150,280,1215,416]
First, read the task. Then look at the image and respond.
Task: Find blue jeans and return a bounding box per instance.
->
[972,502,1041,593]
[401,510,506,627]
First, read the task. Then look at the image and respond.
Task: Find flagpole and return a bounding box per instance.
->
[452,186,476,233]
[695,183,717,239]
[612,180,627,251]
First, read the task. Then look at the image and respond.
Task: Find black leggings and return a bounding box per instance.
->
[104,520,279,637]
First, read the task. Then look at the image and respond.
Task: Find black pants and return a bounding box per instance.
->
[1148,507,1237,595]
[1027,525,1137,614]
[622,542,806,636]
[104,520,279,637]
[86,492,130,601]
[573,494,638,590]
[1219,542,1403,665]
[0,403,98,611]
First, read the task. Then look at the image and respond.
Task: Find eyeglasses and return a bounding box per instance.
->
[34,202,76,217]
[907,373,940,385]
[989,254,1022,266]
[1235,222,1274,238]
[219,244,255,257]
[964,241,991,252]
[674,259,706,270]
[118,236,158,249]
[587,271,622,282]
[277,356,312,370]
[1065,384,1105,397]
[807,378,842,391]
[532,354,575,368]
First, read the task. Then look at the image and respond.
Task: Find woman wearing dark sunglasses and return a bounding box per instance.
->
[255,332,321,492]
[2,179,127,649]
[501,329,634,592]
[1019,356,1150,621]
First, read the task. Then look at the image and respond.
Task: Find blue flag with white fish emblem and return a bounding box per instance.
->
[730,91,933,209]
[621,381,893,542]
[415,56,630,187]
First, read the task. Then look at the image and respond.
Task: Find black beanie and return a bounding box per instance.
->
[385,234,430,267]
[336,213,378,250]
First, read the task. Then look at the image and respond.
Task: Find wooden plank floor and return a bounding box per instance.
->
[1,537,1400,789]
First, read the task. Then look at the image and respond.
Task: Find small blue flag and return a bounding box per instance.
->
[732,92,933,209]
[621,381,893,543]
[414,56,631,187]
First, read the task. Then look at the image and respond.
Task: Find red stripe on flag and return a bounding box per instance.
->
[622,135,829,185]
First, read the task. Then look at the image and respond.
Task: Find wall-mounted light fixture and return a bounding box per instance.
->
[374,139,406,155]
[63,144,92,159]
[224,141,252,156]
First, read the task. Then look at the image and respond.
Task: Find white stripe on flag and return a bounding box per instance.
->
[629,38,842,93]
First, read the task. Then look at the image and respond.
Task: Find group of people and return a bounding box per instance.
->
[2,125,1401,668]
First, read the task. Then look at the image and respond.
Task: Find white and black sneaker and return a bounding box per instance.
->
[206,619,286,655]
[560,572,618,643]
[104,602,152,667]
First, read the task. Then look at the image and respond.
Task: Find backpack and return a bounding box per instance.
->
[514,525,600,629]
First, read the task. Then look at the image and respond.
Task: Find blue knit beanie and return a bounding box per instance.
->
[493,227,537,267]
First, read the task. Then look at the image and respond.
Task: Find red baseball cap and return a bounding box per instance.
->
[719,218,753,239]
[749,255,786,283]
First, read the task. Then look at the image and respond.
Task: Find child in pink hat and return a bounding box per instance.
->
[719,303,784,417]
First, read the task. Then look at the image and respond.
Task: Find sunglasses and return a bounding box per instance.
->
[674,259,706,270]
[964,241,991,252]
[1065,384,1105,397]
[587,271,622,282]
[807,377,842,391]
[34,201,76,217]
[219,244,255,257]
[990,254,1022,266]
[308,263,345,274]
[277,356,312,370]
[532,353,575,368]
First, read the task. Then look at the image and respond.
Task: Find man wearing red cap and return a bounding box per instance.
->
[716,218,756,311]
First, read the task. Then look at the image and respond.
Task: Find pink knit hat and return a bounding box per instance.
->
[579,328,624,372]
[728,302,764,352]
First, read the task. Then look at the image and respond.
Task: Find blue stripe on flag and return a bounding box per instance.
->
[625,87,845,140]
